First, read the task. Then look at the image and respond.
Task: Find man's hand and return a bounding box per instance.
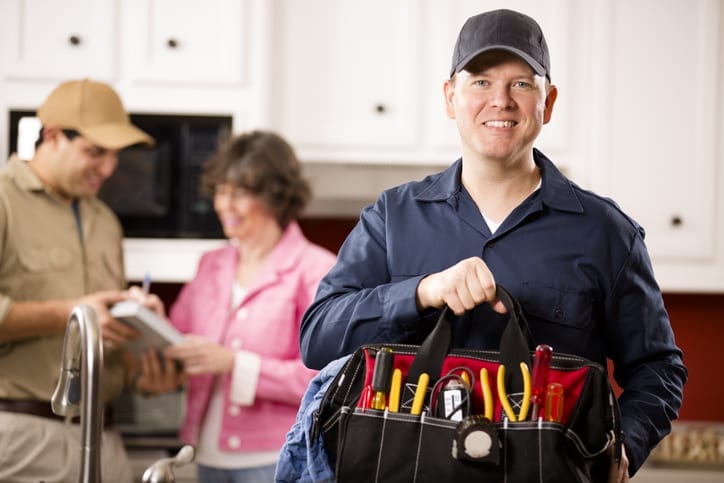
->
[132,348,186,395]
[77,290,139,348]
[125,285,166,317]
[608,444,629,483]
[164,335,235,375]
[416,257,507,315]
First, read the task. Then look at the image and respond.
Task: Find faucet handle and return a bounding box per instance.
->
[50,368,82,417]
[142,445,195,483]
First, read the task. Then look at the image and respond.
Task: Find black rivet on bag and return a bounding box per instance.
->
[554,307,564,320]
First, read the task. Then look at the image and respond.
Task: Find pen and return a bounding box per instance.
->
[142,272,152,295]
[410,373,429,416]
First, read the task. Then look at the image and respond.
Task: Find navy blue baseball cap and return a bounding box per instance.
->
[450,9,551,80]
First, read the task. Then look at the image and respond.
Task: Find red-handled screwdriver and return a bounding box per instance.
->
[529,344,553,421]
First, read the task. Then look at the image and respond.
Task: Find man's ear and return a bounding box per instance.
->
[543,85,558,124]
[41,125,62,145]
[443,79,456,119]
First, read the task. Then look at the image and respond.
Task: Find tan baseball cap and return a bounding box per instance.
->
[36,79,154,149]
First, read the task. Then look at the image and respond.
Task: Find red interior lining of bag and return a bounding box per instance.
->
[359,349,589,425]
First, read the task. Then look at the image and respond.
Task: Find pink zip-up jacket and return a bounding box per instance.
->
[169,222,336,452]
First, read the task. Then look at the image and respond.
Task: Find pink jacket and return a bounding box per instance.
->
[169,222,336,451]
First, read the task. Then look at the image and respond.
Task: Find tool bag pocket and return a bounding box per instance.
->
[336,408,605,483]
[313,285,621,482]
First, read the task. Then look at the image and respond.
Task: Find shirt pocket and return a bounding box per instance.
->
[18,246,74,272]
[519,283,595,330]
[13,247,76,300]
[16,246,76,299]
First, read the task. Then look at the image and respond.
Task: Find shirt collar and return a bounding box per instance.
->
[413,149,584,214]
[6,154,45,192]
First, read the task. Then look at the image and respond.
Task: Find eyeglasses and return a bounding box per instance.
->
[213,184,253,202]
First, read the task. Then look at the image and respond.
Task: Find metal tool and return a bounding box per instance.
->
[496,362,531,422]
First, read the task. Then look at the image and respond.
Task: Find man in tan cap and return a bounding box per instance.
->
[0,79,183,482]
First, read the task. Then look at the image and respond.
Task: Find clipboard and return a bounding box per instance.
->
[110,300,185,354]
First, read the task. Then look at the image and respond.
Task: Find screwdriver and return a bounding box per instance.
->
[529,344,553,421]
[370,348,394,410]
[544,382,564,423]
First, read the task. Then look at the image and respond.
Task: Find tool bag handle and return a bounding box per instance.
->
[405,284,534,394]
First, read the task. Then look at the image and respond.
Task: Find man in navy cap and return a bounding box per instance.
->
[300,9,686,482]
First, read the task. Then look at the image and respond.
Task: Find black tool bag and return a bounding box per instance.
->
[311,286,623,482]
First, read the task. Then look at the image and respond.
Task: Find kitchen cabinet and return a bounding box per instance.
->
[271,0,422,163]
[120,0,246,86]
[0,0,115,82]
[0,0,269,155]
[584,0,723,291]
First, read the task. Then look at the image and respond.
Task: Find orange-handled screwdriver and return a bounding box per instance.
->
[544,382,564,423]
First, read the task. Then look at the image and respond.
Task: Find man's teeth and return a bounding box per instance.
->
[485,121,516,127]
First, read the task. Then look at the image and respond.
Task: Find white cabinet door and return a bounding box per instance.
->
[120,0,247,86]
[0,0,115,81]
[272,0,421,163]
[586,0,721,288]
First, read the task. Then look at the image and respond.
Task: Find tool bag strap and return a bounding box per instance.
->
[405,284,534,391]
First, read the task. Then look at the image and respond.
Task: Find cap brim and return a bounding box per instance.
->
[451,45,547,79]
[80,123,155,150]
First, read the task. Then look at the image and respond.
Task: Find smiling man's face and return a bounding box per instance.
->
[444,50,557,166]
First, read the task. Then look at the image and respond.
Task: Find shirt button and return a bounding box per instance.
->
[230,338,242,350]
[228,436,241,448]
[228,405,240,416]
[236,308,248,320]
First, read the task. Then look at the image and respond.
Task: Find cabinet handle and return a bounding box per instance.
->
[374,104,387,114]
[670,215,683,227]
[68,35,82,46]
[167,38,179,49]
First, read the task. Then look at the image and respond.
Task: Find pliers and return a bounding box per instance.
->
[496,362,531,422]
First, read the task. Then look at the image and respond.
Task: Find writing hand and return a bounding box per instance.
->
[125,285,166,317]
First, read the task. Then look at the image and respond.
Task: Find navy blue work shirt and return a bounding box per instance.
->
[300,149,686,475]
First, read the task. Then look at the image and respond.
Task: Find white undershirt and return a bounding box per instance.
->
[195,282,279,469]
[482,179,542,234]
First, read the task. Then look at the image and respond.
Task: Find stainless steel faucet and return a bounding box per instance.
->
[142,445,196,483]
[51,304,104,483]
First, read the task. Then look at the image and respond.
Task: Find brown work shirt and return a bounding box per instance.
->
[0,156,126,402]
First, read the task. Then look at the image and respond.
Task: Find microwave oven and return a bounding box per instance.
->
[8,111,232,239]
